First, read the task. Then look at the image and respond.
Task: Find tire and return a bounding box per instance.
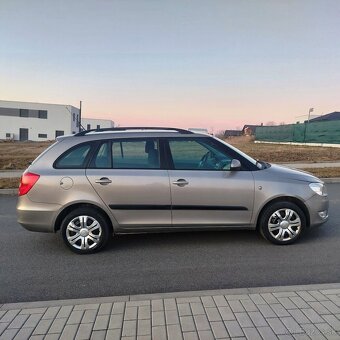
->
[61,207,111,254]
[259,201,306,245]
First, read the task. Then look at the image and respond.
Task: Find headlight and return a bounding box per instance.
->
[309,183,326,196]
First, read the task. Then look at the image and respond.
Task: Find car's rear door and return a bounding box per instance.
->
[166,137,255,227]
[86,138,171,228]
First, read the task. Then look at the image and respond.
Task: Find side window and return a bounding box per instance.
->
[55,144,91,169]
[90,142,111,168]
[112,139,160,169]
[168,139,232,170]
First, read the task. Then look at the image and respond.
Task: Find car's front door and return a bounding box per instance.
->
[86,138,171,228]
[167,137,255,227]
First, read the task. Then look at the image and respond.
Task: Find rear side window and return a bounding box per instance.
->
[90,142,111,168]
[55,144,91,169]
[112,139,160,169]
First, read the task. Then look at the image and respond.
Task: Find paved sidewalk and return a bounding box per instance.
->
[1,284,340,340]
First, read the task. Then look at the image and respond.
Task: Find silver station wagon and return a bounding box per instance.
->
[17,127,329,254]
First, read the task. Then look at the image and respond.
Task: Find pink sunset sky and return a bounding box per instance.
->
[1,1,339,131]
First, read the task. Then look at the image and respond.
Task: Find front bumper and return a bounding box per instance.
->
[17,195,61,233]
[305,193,329,228]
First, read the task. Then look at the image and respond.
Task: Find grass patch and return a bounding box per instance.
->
[300,167,340,178]
[0,178,20,189]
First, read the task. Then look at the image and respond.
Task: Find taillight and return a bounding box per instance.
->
[18,172,40,196]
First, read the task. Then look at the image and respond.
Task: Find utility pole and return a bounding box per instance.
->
[79,101,82,133]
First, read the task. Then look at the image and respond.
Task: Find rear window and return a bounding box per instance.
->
[55,144,91,169]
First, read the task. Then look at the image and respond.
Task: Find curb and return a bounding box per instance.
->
[1,282,340,310]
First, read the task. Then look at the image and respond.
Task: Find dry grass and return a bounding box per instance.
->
[0,177,20,189]
[0,141,53,170]
[226,136,340,163]
[0,137,340,170]
[300,167,340,178]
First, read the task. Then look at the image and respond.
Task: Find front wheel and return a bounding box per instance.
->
[61,208,111,254]
[259,201,306,245]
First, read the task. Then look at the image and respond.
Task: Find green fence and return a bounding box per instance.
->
[255,120,340,144]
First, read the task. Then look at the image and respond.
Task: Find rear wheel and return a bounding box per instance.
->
[259,201,306,245]
[61,208,111,254]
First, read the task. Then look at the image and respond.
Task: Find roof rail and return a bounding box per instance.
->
[74,127,194,136]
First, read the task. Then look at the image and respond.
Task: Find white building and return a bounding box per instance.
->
[0,100,79,141]
[0,100,114,141]
[81,118,114,131]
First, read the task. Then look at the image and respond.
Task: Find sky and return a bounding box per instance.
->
[1,0,340,131]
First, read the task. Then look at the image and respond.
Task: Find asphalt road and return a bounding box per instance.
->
[1,184,340,304]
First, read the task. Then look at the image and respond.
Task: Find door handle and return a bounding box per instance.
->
[95,177,112,185]
[172,179,189,187]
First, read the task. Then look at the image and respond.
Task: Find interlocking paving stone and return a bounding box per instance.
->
[67,310,84,325]
[193,314,210,331]
[242,327,262,340]
[12,326,34,340]
[307,301,331,315]
[122,320,137,337]
[138,306,151,320]
[228,301,245,313]
[19,308,46,315]
[32,319,53,335]
[289,297,310,309]
[205,307,222,322]
[308,291,329,302]
[273,292,298,298]
[197,329,214,340]
[183,331,199,340]
[0,328,18,340]
[280,316,304,334]
[234,312,253,328]
[59,324,79,340]
[48,317,67,333]
[74,304,99,311]
[151,299,164,311]
[224,320,244,337]
[126,300,149,308]
[201,296,215,308]
[300,323,327,340]
[164,299,177,311]
[177,297,200,304]
[23,313,44,329]
[108,314,124,329]
[0,310,20,324]
[44,334,60,340]
[296,291,317,303]
[165,310,180,325]
[56,306,73,319]
[7,315,28,329]
[180,316,196,332]
[111,302,125,315]
[314,322,338,339]
[210,321,228,338]
[271,304,291,317]
[178,303,192,316]
[321,301,340,314]
[105,328,121,339]
[137,319,151,336]
[124,307,138,321]
[241,299,258,312]
[213,296,228,307]
[217,306,235,321]
[322,314,340,331]
[75,323,93,339]
[278,298,298,310]
[93,315,110,331]
[98,303,112,315]
[266,318,289,335]
[90,330,106,340]
[152,311,165,326]
[248,311,268,327]
[167,324,183,340]
[292,334,311,340]
[257,304,277,318]
[42,307,60,320]
[190,303,205,316]
[257,326,280,340]
[301,308,325,323]
[152,325,167,339]
[82,309,98,324]
[249,294,267,305]
[0,323,10,336]
[288,309,311,324]
[261,293,279,304]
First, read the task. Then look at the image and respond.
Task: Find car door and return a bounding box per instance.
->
[86,138,171,228]
[167,137,255,227]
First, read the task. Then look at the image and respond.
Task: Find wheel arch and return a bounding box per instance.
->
[54,202,114,233]
[255,196,310,231]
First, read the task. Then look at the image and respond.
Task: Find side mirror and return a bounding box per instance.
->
[230,159,241,171]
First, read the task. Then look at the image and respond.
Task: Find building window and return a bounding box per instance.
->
[55,130,64,138]
[76,115,79,127]
[87,124,91,130]
[19,109,29,117]
[38,133,47,138]
[73,113,75,122]
[38,110,47,119]
[97,125,100,129]
[6,133,11,138]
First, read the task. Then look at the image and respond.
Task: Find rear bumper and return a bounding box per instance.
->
[305,193,329,228]
[17,196,61,233]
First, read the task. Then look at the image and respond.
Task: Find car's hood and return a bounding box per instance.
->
[265,164,323,183]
